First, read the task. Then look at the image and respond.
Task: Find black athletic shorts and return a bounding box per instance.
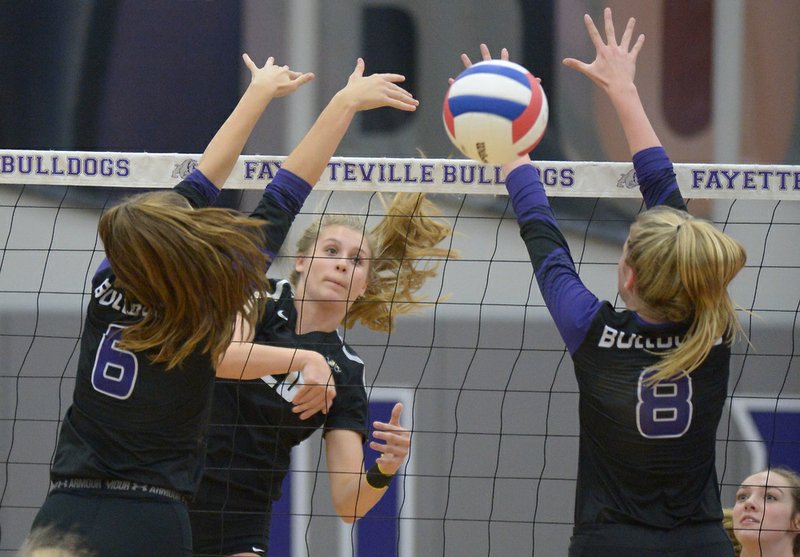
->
[569,522,735,557]
[190,508,271,557]
[32,488,192,557]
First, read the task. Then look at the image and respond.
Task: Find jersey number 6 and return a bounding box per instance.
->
[91,324,139,400]
[636,370,693,438]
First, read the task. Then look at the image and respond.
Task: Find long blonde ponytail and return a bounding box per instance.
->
[626,206,746,382]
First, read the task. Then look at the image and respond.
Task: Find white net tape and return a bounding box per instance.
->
[2,149,800,199]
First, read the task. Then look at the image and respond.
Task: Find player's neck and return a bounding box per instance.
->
[633,308,669,325]
[293,299,345,335]
[740,539,794,557]
[624,292,669,325]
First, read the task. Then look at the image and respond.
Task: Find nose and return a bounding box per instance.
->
[743,495,759,511]
[334,257,350,272]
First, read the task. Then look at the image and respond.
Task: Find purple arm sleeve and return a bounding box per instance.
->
[633,146,687,211]
[250,168,313,263]
[506,164,602,354]
[94,169,221,278]
[185,169,220,206]
[260,168,313,216]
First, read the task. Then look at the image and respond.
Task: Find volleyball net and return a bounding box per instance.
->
[1,151,798,556]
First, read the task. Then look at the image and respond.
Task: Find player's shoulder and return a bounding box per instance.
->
[336,333,364,366]
[256,278,295,333]
[262,278,294,314]
[329,334,365,385]
[89,262,116,299]
[266,278,294,303]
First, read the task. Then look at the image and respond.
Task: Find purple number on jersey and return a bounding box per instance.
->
[91,324,139,399]
[636,371,693,438]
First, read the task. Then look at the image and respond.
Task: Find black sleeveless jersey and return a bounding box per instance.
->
[506,147,730,531]
[194,278,369,513]
[50,173,219,497]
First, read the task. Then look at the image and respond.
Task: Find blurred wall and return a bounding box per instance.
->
[1,1,799,555]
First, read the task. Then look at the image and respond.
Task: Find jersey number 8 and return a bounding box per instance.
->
[636,370,693,438]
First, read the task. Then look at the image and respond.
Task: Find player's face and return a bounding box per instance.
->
[295,225,370,307]
[733,471,800,550]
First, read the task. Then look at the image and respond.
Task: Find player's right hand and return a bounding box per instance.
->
[291,351,336,420]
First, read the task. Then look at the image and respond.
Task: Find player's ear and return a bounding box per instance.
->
[619,258,636,292]
[624,267,636,292]
[295,255,306,276]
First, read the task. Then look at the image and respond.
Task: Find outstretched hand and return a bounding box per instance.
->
[562,7,644,93]
[369,402,410,476]
[242,53,315,98]
[338,58,419,112]
[448,45,535,175]
[448,43,509,85]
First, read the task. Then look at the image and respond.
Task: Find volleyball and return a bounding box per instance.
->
[443,60,548,164]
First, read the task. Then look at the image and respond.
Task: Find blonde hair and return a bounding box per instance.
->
[98,191,268,369]
[18,527,95,557]
[625,205,746,382]
[289,193,455,332]
[722,507,743,556]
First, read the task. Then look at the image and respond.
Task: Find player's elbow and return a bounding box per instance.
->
[339,513,358,525]
[335,506,361,524]
[332,498,363,524]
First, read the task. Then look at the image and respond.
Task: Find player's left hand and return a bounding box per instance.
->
[369,403,410,476]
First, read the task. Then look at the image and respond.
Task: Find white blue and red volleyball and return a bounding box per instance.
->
[443,60,548,164]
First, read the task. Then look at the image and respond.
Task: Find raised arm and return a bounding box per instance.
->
[279,57,418,185]
[196,54,314,187]
[563,8,685,210]
[249,58,419,257]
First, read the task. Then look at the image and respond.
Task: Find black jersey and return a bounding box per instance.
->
[506,147,729,532]
[193,278,369,513]
[49,171,221,497]
[192,167,368,516]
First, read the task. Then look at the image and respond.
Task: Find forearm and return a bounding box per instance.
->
[327,426,404,523]
[216,342,313,380]
[606,81,661,156]
[197,84,276,187]
[280,91,358,185]
[330,467,392,524]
